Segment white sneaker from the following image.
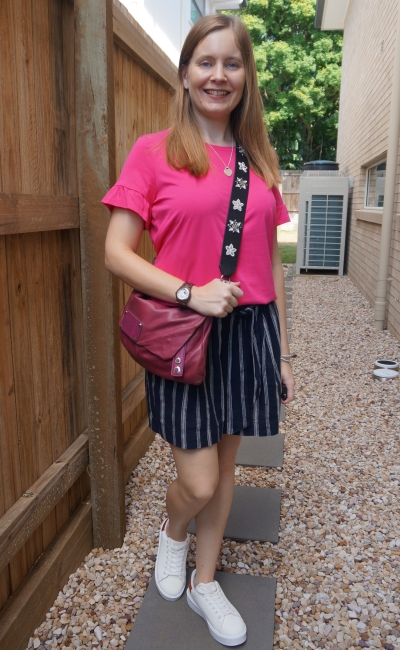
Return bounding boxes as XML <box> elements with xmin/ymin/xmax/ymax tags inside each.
<box><xmin>187</xmin><ymin>570</ymin><xmax>247</xmax><ymax>647</ymax></box>
<box><xmin>155</xmin><ymin>518</ymin><xmax>189</xmax><ymax>601</ymax></box>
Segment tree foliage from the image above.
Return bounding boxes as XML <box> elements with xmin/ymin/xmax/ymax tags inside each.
<box><xmin>238</xmin><ymin>0</ymin><xmax>343</xmax><ymax>169</ymax></box>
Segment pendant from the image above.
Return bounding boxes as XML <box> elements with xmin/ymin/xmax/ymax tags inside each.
<box><xmin>224</xmin><ymin>167</ymin><xmax>233</xmax><ymax>177</ymax></box>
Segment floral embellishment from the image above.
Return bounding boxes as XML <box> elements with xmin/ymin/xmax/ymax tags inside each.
<box><xmin>225</xmin><ymin>244</ymin><xmax>237</xmax><ymax>257</ymax></box>
<box><xmin>228</xmin><ymin>220</ymin><xmax>242</xmax><ymax>233</ymax></box>
<box><xmin>238</xmin><ymin>146</ymin><xmax>245</xmax><ymax>155</ymax></box>
<box><xmin>232</xmin><ymin>198</ymin><xmax>244</xmax><ymax>211</ymax></box>
<box><xmin>235</xmin><ymin>178</ymin><xmax>247</xmax><ymax>190</ymax></box>
<box><xmin>238</xmin><ymin>162</ymin><xmax>248</xmax><ymax>172</ymax></box>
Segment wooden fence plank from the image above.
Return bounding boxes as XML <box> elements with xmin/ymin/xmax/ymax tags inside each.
<box><xmin>121</xmin><ymin>369</ymin><xmax>145</xmax><ymax>424</ymax></box>
<box><xmin>0</xmin><ymin>565</ymin><xmax>10</xmax><ymax>612</ymax></box>
<box><xmin>0</xmin><ymin>433</ymin><xmax>89</xmax><ymax>575</ymax></box>
<box><xmin>11</xmin><ymin>0</ymin><xmax>39</xmax><ymax>194</ymax></box>
<box><xmin>0</xmin><ymin>499</ymin><xmax>93</xmax><ymax>650</ymax></box>
<box><xmin>0</xmin><ymin>194</ymin><xmax>79</xmax><ymax>234</ymax></box>
<box><xmin>0</xmin><ymin>237</ymin><xmax>20</xmax><ymax>517</ymax></box>
<box><xmin>31</xmin><ymin>0</ymin><xmax>53</xmax><ymax>194</ymax></box>
<box><xmin>124</xmin><ymin>417</ymin><xmax>155</xmax><ymax>483</ymax></box>
<box><xmin>6</xmin><ymin>233</ymin><xmax>38</xmax><ymax>591</ymax></box>
<box><xmin>113</xmin><ymin>0</ymin><xmax>177</xmax><ymax>89</ymax></box>
<box><xmin>75</xmin><ymin>0</ymin><xmax>125</xmax><ymax>549</ymax></box>
<box><xmin>0</xmin><ymin>0</ymin><xmax>23</xmax><ymax>193</ymax></box>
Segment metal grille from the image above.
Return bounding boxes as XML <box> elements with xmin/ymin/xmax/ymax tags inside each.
<box><xmin>304</xmin><ymin>195</ymin><xmax>344</xmax><ymax>268</ymax></box>
<box><xmin>303</xmin><ymin>200</ymin><xmax>309</xmax><ymax>267</ymax></box>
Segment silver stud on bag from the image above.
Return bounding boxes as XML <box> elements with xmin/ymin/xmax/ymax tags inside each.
<box><xmin>175</xmin><ymin>357</ymin><xmax>181</xmax><ymax>364</ymax></box>
<box><xmin>174</xmin><ymin>366</ymin><xmax>181</xmax><ymax>374</ymax></box>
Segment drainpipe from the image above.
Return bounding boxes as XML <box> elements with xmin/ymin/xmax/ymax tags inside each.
<box><xmin>374</xmin><ymin>0</ymin><xmax>400</xmax><ymax>329</ymax></box>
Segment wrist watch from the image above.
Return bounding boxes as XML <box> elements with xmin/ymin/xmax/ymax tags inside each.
<box><xmin>176</xmin><ymin>282</ymin><xmax>193</xmax><ymax>307</ymax></box>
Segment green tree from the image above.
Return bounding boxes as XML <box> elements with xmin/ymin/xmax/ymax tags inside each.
<box><xmin>239</xmin><ymin>0</ymin><xmax>343</xmax><ymax>169</ymax></box>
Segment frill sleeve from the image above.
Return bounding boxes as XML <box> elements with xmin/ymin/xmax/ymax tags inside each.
<box><xmin>272</xmin><ymin>185</ymin><xmax>291</xmax><ymax>227</ymax></box>
<box><xmin>101</xmin><ymin>135</ymin><xmax>157</xmax><ymax>229</ymax></box>
<box><xmin>102</xmin><ymin>185</ymin><xmax>151</xmax><ymax>225</ymax></box>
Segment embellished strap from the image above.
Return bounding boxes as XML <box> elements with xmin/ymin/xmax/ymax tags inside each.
<box><xmin>219</xmin><ymin>145</ymin><xmax>250</xmax><ymax>279</ymax></box>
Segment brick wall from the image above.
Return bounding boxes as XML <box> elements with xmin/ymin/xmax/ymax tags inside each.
<box><xmin>337</xmin><ymin>0</ymin><xmax>400</xmax><ymax>339</ymax></box>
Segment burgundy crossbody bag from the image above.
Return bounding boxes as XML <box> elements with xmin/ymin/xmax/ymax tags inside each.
<box><xmin>119</xmin><ymin>143</ymin><xmax>250</xmax><ymax>384</ymax></box>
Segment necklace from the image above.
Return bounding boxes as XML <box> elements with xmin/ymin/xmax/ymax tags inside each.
<box><xmin>207</xmin><ymin>139</ymin><xmax>234</xmax><ymax>177</ymax></box>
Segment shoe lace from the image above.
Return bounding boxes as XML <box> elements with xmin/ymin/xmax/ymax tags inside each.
<box><xmin>164</xmin><ymin>541</ymin><xmax>187</xmax><ymax>577</ymax></box>
<box><xmin>202</xmin><ymin>585</ymin><xmax>233</xmax><ymax>619</ymax></box>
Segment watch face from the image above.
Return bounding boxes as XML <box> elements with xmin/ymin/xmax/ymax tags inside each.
<box><xmin>177</xmin><ymin>287</ymin><xmax>190</xmax><ymax>300</ymax></box>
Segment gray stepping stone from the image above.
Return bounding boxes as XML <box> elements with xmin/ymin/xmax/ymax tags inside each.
<box><xmin>188</xmin><ymin>486</ymin><xmax>281</xmax><ymax>543</ymax></box>
<box><xmin>280</xmin><ymin>403</ymin><xmax>286</xmax><ymax>422</ymax></box>
<box><xmin>124</xmin><ymin>569</ymin><xmax>276</xmax><ymax>650</ymax></box>
<box><xmin>236</xmin><ymin>433</ymin><xmax>284</xmax><ymax>468</ymax></box>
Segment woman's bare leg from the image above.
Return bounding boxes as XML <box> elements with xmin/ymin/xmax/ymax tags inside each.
<box><xmin>194</xmin><ymin>435</ymin><xmax>241</xmax><ymax>584</ymax></box>
<box><xmin>166</xmin><ymin>444</ymin><xmax>220</xmax><ymax>542</ymax></box>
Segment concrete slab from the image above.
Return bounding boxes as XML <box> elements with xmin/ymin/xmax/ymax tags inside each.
<box><xmin>124</xmin><ymin>569</ymin><xmax>276</xmax><ymax>650</ymax></box>
<box><xmin>236</xmin><ymin>433</ymin><xmax>284</xmax><ymax>468</ymax></box>
<box><xmin>188</xmin><ymin>486</ymin><xmax>281</xmax><ymax>543</ymax></box>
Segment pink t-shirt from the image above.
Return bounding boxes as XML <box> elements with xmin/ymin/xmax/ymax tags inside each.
<box><xmin>102</xmin><ymin>129</ymin><xmax>290</xmax><ymax>305</ymax></box>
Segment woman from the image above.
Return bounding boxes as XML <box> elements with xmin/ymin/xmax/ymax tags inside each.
<box><xmin>103</xmin><ymin>14</ymin><xmax>294</xmax><ymax>647</ymax></box>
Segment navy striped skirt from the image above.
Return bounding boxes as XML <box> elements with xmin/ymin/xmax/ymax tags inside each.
<box><xmin>145</xmin><ymin>302</ymin><xmax>281</xmax><ymax>450</ymax></box>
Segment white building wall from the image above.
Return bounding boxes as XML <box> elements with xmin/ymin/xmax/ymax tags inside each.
<box><xmin>120</xmin><ymin>0</ymin><xmax>244</xmax><ymax>66</ymax></box>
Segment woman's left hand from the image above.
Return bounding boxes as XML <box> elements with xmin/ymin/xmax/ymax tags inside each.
<box><xmin>280</xmin><ymin>361</ymin><xmax>295</xmax><ymax>404</ymax></box>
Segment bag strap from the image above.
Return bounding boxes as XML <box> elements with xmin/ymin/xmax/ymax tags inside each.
<box><xmin>219</xmin><ymin>144</ymin><xmax>250</xmax><ymax>279</ymax></box>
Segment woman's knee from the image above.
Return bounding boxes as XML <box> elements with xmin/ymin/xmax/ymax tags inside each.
<box><xmin>171</xmin><ymin>443</ymin><xmax>219</xmax><ymax>506</ymax></box>
<box><xmin>179</xmin><ymin>474</ymin><xmax>219</xmax><ymax>505</ymax></box>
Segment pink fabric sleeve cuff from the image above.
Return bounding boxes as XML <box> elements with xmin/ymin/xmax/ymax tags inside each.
<box><xmin>276</xmin><ymin>202</ymin><xmax>291</xmax><ymax>227</ymax></box>
<box><xmin>101</xmin><ymin>184</ymin><xmax>151</xmax><ymax>227</ymax></box>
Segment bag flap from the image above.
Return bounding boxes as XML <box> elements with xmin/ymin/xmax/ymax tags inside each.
<box><xmin>120</xmin><ymin>292</ymin><xmax>206</xmax><ymax>361</ymax></box>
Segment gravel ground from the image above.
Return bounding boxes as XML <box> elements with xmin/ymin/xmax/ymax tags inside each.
<box><xmin>27</xmin><ymin>274</ymin><xmax>400</xmax><ymax>650</ymax></box>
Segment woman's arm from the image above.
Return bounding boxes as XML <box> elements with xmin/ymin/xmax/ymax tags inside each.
<box><xmin>271</xmin><ymin>229</ymin><xmax>295</xmax><ymax>403</ymax></box>
<box><xmin>105</xmin><ymin>207</ymin><xmax>243</xmax><ymax>318</ymax></box>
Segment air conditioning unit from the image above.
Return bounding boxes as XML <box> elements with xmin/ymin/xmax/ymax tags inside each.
<box><xmin>296</xmin><ymin>166</ymin><xmax>350</xmax><ymax>276</ymax></box>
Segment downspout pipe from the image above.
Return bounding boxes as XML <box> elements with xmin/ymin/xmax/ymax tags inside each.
<box><xmin>374</xmin><ymin>0</ymin><xmax>400</xmax><ymax>330</ymax></box>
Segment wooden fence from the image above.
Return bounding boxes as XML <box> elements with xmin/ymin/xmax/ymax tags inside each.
<box><xmin>0</xmin><ymin>1</ymin><xmax>176</xmax><ymax>647</ymax></box>
<box><xmin>281</xmin><ymin>170</ymin><xmax>302</xmax><ymax>214</ymax></box>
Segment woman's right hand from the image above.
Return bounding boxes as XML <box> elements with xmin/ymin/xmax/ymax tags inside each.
<box><xmin>189</xmin><ymin>279</ymin><xmax>243</xmax><ymax>317</ymax></box>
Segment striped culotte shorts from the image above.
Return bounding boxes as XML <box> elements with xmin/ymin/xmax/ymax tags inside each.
<box><xmin>145</xmin><ymin>302</ymin><xmax>281</xmax><ymax>450</ymax></box>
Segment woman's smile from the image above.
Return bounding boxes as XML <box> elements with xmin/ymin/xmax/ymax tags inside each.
<box><xmin>203</xmin><ymin>89</ymin><xmax>230</xmax><ymax>96</ymax></box>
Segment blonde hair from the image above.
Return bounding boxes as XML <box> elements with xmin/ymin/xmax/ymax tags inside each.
<box><xmin>166</xmin><ymin>15</ymin><xmax>281</xmax><ymax>188</ymax></box>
